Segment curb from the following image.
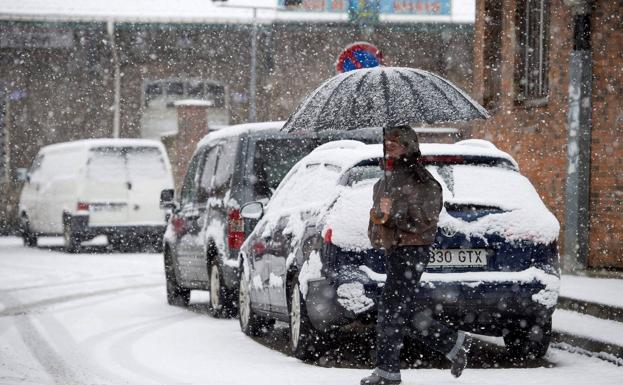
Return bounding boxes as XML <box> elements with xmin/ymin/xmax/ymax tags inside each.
<box><xmin>552</xmin><ymin>331</ymin><xmax>623</xmax><ymax>363</ymax></box>
<box><xmin>557</xmin><ymin>296</ymin><xmax>623</xmax><ymax>323</ymax></box>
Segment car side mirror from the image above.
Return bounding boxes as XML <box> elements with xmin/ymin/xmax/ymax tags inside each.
<box><xmin>160</xmin><ymin>189</ymin><xmax>178</xmax><ymax>210</ymax></box>
<box><xmin>240</xmin><ymin>201</ymin><xmax>263</xmax><ymax>220</ymax></box>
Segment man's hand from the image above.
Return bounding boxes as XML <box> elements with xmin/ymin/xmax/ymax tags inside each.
<box><xmin>380</xmin><ymin>197</ymin><xmax>392</xmax><ymax>215</ymax></box>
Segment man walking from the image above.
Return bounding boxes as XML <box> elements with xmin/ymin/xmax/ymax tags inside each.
<box><xmin>361</xmin><ymin>126</ymin><xmax>471</xmax><ymax>385</ymax></box>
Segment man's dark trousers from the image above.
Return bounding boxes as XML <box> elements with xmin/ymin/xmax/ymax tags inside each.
<box><xmin>375</xmin><ymin>245</ymin><xmax>465</xmax><ymax>377</ymax></box>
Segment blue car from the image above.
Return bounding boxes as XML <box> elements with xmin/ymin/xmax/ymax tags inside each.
<box><xmin>238</xmin><ymin>139</ymin><xmax>560</xmax><ymax>360</ymax></box>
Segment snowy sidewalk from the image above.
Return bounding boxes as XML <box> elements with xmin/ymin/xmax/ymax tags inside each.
<box><xmin>560</xmin><ymin>274</ymin><xmax>623</xmax><ymax>310</ymax></box>
<box><xmin>552</xmin><ymin>274</ymin><xmax>623</xmax><ymax>362</ymax></box>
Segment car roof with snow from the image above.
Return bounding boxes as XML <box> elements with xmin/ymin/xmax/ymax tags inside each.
<box><xmin>39</xmin><ymin>138</ymin><xmax>166</xmax><ymax>154</ymax></box>
<box><xmin>296</xmin><ymin>139</ymin><xmax>519</xmax><ymax>172</ymax></box>
<box><xmin>196</xmin><ymin>120</ymin><xmax>286</xmax><ymax>149</ymax></box>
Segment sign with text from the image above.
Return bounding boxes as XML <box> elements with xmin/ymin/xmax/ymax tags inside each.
<box><xmin>279</xmin><ymin>0</ymin><xmax>452</xmax><ymax>16</ymax></box>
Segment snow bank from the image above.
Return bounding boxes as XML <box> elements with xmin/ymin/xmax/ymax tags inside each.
<box><xmin>336</xmin><ymin>282</ymin><xmax>374</xmax><ymax>314</ymax></box>
<box><xmin>298</xmin><ymin>251</ymin><xmax>322</xmax><ymax>299</ymax></box>
<box><xmin>359</xmin><ymin>266</ymin><xmax>560</xmax><ymax>293</ymax></box>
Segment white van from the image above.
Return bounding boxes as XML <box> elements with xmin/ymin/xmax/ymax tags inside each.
<box><xmin>19</xmin><ymin>139</ymin><xmax>174</xmax><ymax>252</ymax></box>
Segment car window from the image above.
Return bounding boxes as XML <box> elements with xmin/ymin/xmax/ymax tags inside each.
<box><xmin>180</xmin><ymin>149</ymin><xmax>204</xmax><ymax>205</ymax></box>
<box><xmin>251</xmin><ymin>138</ymin><xmax>318</xmax><ymax>200</ymax></box>
<box><xmin>213</xmin><ymin>138</ymin><xmax>237</xmax><ymax>198</ymax></box>
<box><xmin>268</xmin><ymin>162</ymin><xmax>342</xmax><ymax>210</ymax></box>
<box><xmin>28</xmin><ymin>154</ymin><xmax>45</xmax><ymax>182</ymax></box>
<box><xmin>199</xmin><ymin>146</ymin><xmax>219</xmax><ymax>196</ymax></box>
<box><xmin>87</xmin><ymin>147</ymin><xmax>126</xmax><ymax>181</ymax></box>
<box><xmin>431</xmin><ymin>164</ymin><xmax>539</xmax><ymax>211</ymax></box>
<box><xmin>126</xmin><ymin>147</ymin><xmax>168</xmax><ymax>180</ymax></box>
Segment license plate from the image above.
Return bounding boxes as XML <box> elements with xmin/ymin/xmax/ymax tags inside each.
<box><xmin>91</xmin><ymin>203</ymin><xmax>126</xmax><ymax>212</ymax></box>
<box><xmin>428</xmin><ymin>249</ymin><xmax>488</xmax><ymax>267</ymax></box>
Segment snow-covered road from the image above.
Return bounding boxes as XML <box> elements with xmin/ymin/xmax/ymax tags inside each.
<box><xmin>0</xmin><ymin>236</ymin><xmax>621</xmax><ymax>385</ymax></box>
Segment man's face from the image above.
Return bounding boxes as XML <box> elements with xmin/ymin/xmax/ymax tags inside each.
<box><xmin>384</xmin><ymin>134</ymin><xmax>408</xmax><ymax>158</ymax></box>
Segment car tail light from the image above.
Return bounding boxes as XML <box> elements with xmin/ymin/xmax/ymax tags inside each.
<box><xmin>252</xmin><ymin>241</ymin><xmax>266</xmax><ymax>255</ymax></box>
<box><xmin>76</xmin><ymin>202</ymin><xmax>89</xmax><ymax>212</ymax></box>
<box><xmin>323</xmin><ymin>228</ymin><xmax>333</xmax><ymax>244</ymax></box>
<box><xmin>228</xmin><ymin>209</ymin><xmax>245</xmax><ymax>250</ymax></box>
<box><xmin>171</xmin><ymin>215</ymin><xmax>186</xmax><ymax>237</ymax></box>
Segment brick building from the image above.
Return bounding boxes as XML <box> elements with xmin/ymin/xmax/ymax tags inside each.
<box><xmin>0</xmin><ymin>0</ymin><xmax>475</xmax><ymax>231</ymax></box>
<box><xmin>471</xmin><ymin>0</ymin><xmax>622</xmax><ymax>269</ymax></box>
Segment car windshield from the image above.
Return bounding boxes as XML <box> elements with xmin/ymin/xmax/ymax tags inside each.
<box><xmin>251</xmin><ymin>138</ymin><xmax>319</xmax><ymax>199</ymax></box>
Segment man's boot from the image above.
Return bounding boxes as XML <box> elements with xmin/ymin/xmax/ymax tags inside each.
<box><xmin>360</xmin><ymin>370</ymin><xmax>401</xmax><ymax>385</ymax></box>
<box><xmin>450</xmin><ymin>334</ymin><xmax>472</xmax><ymax>378</ymax></box>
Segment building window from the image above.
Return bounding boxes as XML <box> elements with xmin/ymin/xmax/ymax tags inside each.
<box><xmin>515</xmin><ymin>0</ymin><xmax>550</xmax><ymax>105</ymax></box>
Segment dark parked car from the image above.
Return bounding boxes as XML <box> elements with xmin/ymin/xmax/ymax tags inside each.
<box><xmin>161</xmin><ymin>121</ymin><xmax>322</xmax><ymax>316</ymax></box>
<box><xmin>238</xmin><ymin>139</ymin><xmax>560</xmax><ymax>360</ymax></box>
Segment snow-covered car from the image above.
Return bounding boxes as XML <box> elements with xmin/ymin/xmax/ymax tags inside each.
<box><xmin>18</xmin><ymin>139</ymin><xmax>174</xmax><ymax>252</ymax></box>
<box><xmin>238</xmin><ymin>139</ymin><xmax>560</xmax><ymax>360</ymax></box>
<box><xmin>161</xmin><ymin>121</ymin><xmax>324</xmax><ymax>315</ymax></box>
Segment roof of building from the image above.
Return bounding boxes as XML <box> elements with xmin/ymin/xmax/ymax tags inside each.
<box><xmin>0</xmin><ymin>0</ymin><xmax>475</xmax><ymax>24</ymax></box>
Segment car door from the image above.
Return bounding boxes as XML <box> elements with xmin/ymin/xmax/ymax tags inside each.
<box><xmin>21</xmin><ymin>153</ymin><xmax>45</xmax><ymax>232</ymax></box>
<box><xmin>125</xmin><ymin>146</ymin><xmax>173</xmax><ymax>226</ymax></box>
<box><xmin>266</xmin><ymin>215</ymin><xmax>293</xmax><ymax>315</ymax></box>
<box><xmin>246</xmin><ymin>220</ymin><xmax>272</xmax><ymax>313</ymax></box>
<box><xmin>192</xmin><ymin>145</ymin><xmax>219</xmax><ymax>281</ymax></box>
<box><xmin>174</xmin><ymin>148</ymin><xmax>207</xmax><ymax>283</ymax></box>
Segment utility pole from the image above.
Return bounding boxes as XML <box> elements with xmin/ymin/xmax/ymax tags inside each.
<box><xmin>213</xmin><ymin>3</ymin><xmax>284</xmax><ymax>123</ymax></box>
<box><xmin>107</xmin><ymin>20</ymin><xmax>121</xmax><ymax>138</ymax></box>
<box><xmin>563</xmin><ymin>0</ymin><xmax>593</xmax><ymax>272</ymax></box>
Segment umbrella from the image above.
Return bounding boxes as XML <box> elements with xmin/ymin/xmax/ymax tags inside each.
<box><xmin>281</xmin><ymin>67</ymin><xmax>489</xmax><ymax>133</ymax></box>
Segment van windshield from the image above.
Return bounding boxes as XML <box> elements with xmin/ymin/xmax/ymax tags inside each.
<box><xmin>87</xmin><ymin>147</ymin><xmax>167</xmax><ymax>181</ymax></box>
<box><xmin>251</xmin><ymin>138</ymin><xmax>318</xmax><ymax>200</ymax></box>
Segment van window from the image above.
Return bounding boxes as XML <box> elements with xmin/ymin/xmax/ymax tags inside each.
<box><xmin>126</xmin><ymin>147</ymin><xmax>168</xmax><ymax>180</ymax></box>
<box><xmin>28</xmin><ymin>154</ymin><xmax>45</xmax><ymax>181</ymax></box>
<box><xmin>251</xmin><ymin>138</ymin><xmax>318</xmax><ymax>200</ymax></box>
<box><xmin>180</xmin><ymin>149</ymin><xmax>204</xmax><ymax>205</ymax></box>
<box><xmin>87</xmin><ymin>147</ymin><xmax>126</xmax><ymax>181</ymax></box>
<box><xmin>87</xmin><ymin>146</ymin><xmax>167</xmax><ymax>182</ymax></box>
<box><xmin>213</xmin><ymin>139</ymin><xmax>237</xmax><ymax>198</ymax></box>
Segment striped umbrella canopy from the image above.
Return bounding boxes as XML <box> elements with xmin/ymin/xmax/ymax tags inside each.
<box><xmin>282</xmin><ymin>67</ymin><xmax>489</xmax><ymax>133</ymax></box>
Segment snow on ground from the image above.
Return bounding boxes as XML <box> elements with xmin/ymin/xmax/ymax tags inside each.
<box><xmin>1</xmin><ymin>236</ymin><xmax>621</xmax><ymax>384</ymax></box>
<box><xmin>553</xmin><ymin>309</ymin><xmax>623</xmax><ymax>346</ymax></box>
<box><xmin>560</xmin><ymin>274</ymin><xmax>623</xmax><ymax>308</ymax></box>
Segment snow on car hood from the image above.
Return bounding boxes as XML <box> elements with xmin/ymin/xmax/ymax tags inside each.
<box><xmin>323</xmin><ymin>166</ymin><xmax>560</xmax><ymax>251</ymax></box>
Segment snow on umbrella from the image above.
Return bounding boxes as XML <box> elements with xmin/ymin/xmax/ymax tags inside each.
<box><xmin>282</xmin><ymin>67</ymin><xmax>489</xmax><ymax>133</ymax></box>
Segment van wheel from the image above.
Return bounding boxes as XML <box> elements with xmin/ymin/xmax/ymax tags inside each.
<box><xmin>288</xmin><ymin>277</ymin><xmax>322</xmax><ymax>361</ymax></box>
<box><xmin>238</xmin><ymin>263</ymin><xmax>273</xmax><ymax>336</ymax></box>
<box><xmin>20</xmin><ymin>215</ymin><xmax>37</xmax><ymax>247</ymax></box>
<box><xmin>208</xmin><ymin>260</ymin><xmax>236</xmax><ymax>318</ymax></box>
<box><xmin>63</xmin><ymin>217</ymin><xmax>81</xmax><ymax>253</ymax></box>
<box><xmin>164</xmin><ymin>249</ymin><xmax>190</xmax><ymax>306</ymax></box>
<box><xmin>504</xmin><ymin>317</ymin><xmax>552</xmax><ymax>360</ymax></box>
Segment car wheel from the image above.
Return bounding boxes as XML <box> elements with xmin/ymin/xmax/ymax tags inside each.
<box><xmin>288</xmin><ymin>278</ymin><xmax>322</xmax><ymax>361</ymax></box>
<box><xmin>504</xmin><ymin>317</ymin><xmax>552</xmax><ymax>360</ymax></box>
<box><xmin>164</xmin><ymin>249</ymin><xmax>190</xmax><ymax>307</ymax></box>
<box><xmin>238</xmin><ymin>265</ymin><xmax>273</xmax><ymax>336</ymax></box>
<box><xmin>20</xmin><ymin>215</ymin><xmax>37</xmax><ymax>247</ymax></box>
<box><xmin>63</xmin><ymin>217</ymin><xmax>81</xmax><ymax>253</ymax></box>
<box><xmin>208</xmin><ymin>260</ymin><xmax>236</xmax><ymax>318</ymax></box>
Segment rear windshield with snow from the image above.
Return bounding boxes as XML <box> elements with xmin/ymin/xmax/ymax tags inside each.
<box><xmin>345</xmin><ymin>158</ymin><xmax>535</xmax><ymax>210</ymax></box>
<box><xmin>87</xmin><ymin>147</ymin><xmax>167</xmax><ymax>181</ymax></box>
<box><xmin>251</xmin><ymin>138</ymin><xmax>318</xmax><ymax>199</ymax></box>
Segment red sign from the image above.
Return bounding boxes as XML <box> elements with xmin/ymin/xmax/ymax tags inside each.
<box><xmin>335</xmin><ymin>42</ymin><xmax>383</xmax><ymax>73</ymax></box>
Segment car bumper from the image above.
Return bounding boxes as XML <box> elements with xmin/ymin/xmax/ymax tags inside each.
<box><xmin>68</xmin><ymin>215</ymin><xmax>166</xmax><ymax>239</ymax></box>
<box><xmin>305</xmin><ymin>267</ymin><xmax>559</xmax><ymax>335</ymax></box>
